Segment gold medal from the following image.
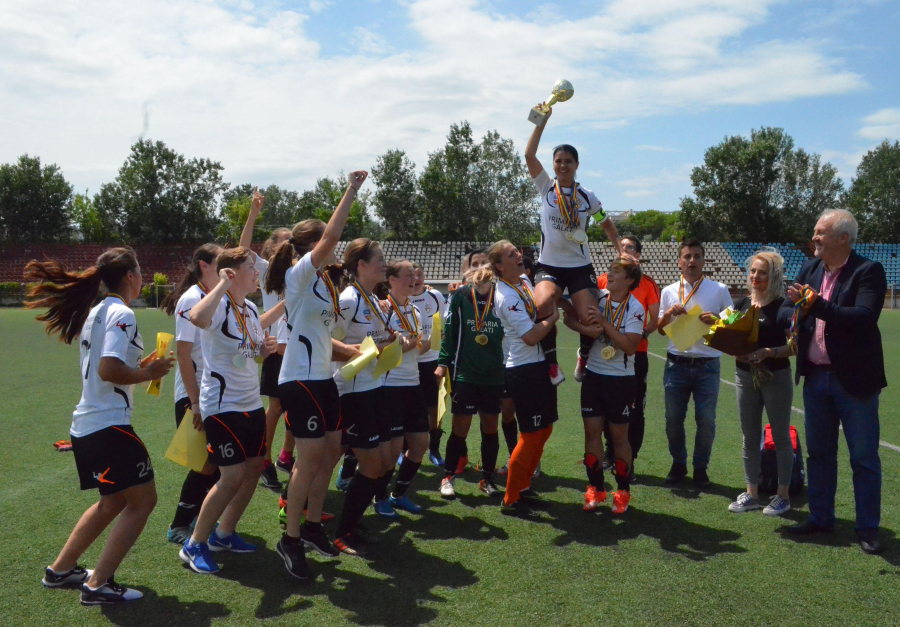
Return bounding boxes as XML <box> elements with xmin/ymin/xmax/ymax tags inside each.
<box><xmin>254</xmin><ymin>355</ymin><xmax>264</xmax><ymax>364</ymax></box>
<box><xmin>601</xmin><ymin>346</ymin><xmax>615</xmax><ymax>360</ymax></box>
<box><xmin>332</xmin><ymin>326</ymin><xmax>346</xmax><ymax>341</ymax></box>
<box><xmin>565</xmin><ymin>232</ymin><xmax>574</xmax><ymax>241</ymax></box>
<box><xmin>475</xmin><ymin>333</ymin><xmax>488</xmax><ymax>346</ymax></box>
<box><xmin>470</xmin><ymin>283</ymin><xmax>496</xmax><ymax>346</ymax></box>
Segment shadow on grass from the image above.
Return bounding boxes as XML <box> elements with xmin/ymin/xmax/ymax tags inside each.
<box><xmin>775</xmin><ymin>517</ymin><xmax>900</xmax><ymax>565</ymax></box>
<box><xmin>101</xmin><ymin>587</ymin><xmax>231</xmax><ymax>626</ymax></box>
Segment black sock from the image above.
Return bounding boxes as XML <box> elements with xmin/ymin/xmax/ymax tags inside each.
<box><xmin>614</xmin><ymin>459</ymin><xmax>631</xmax><ymax>492</ymax></box>
<box><xmin>281</xmin><ymin>484</ymin><xmax>288</xmax><ymax>501</ymax></box>
<box><xmin>585</xmin><ymin>453</ymin><xmax>604</xmax><ymax>490</ymax></box>
<box><xmin>480</xmin><ymin>429</ymin><xmax>499</xmax><ymax>476</ymax></box>
<box><xmin>578</xmin><ymin>333</ymin><xmax>593</xmax><ymax>361</ymax></box>
<box><xmin>374</xmin><ymin>469</ymin><xmax>394</xmax><ymax>502</ymax></box>
<box><xmin>391</xmin><ymin>458</ymin><xmax>422</xmax><ymax>497</ymax></box>
<box><xmin>336</xmin><ymin>473</ymin><xmax>378</xmax><ymax>538</ymax></box>
<box><xmin>444</xmin><ymin>433</ymin><xmax>466</xmax><ymax>478</ymax></box>
<box><xmin>429</xmin><ymin>428</ymin><xmax>443</xmax><ymax>455</ymax></box>
<box><xmin>172</xmin><ymin>470</ymin><xmax>212</xmax><ymax>528</ymax></box>
<box><xmin>501</xmin><ymin>420</ymin><xmax>518</xmax><ymax>455</ymax></box>
<box><xmin>340</xmin><ymin>453</ymin><xmax>358</xmax><ymax>480</ymax></box>
<box><xmin>207</xmin><ymin>468</ymin><xmax>221</xmax><ymax>490</ymax></box>
<box><xmin>537</xmin><ymin>319</ymin><xmax>558</xmax><ymax>366</ymax></box>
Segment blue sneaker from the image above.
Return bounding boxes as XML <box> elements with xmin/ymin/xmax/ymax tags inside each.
<box><xmin>179</xmin><ymin>540</ymin><xmax>219</xmax><ymax>574</ymax></box>
<box><xmin>335</xmin><ymin>476</ymin><xmax>352</xmax><ymax>492</ymax></box>
<box><xmin>397</xmin><ymin>453</ymin><xmax>405</xmax><ymax>466</ymax></box>
<box><xmin>428</xmin><ymin>451</ymin><xmax>444</xmax><ymax>467</ymax></box>
<box><xmin>373</xmin><ymin>498</ymin><xmax>398</xmax><ymax>518</ymax></box>
<box><xmin>208</xmin><ymin>531</ymin><xmax>257</xmax><ymax>553</ymax></box>
<box><xmin>390</xmin><ymin>495</ymin><xmax>423</xmax><ymax>513</ymax></box>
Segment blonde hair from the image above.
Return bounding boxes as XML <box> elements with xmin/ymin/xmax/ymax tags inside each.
<box><xmin>465</xmin><ymin>266</ymin><xmax>494</xmax><ymax>289</ymax></box>
<box><xmin>746</xmin><ymin>250</ymin><xmax>785</xmax><ymax>303</ymax></box>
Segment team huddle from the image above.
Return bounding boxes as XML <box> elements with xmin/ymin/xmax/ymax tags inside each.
<box><xmin>27</xmin><ymin>105</ymin><xmax>887</xmax><ymax>606</ymax></box>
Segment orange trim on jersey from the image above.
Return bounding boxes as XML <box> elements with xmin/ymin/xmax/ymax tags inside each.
<box><xmin>97</xmin><ymin>468</ymin><xmax>115</xmax><ymax>484</ymax></box>
<box><xmin>111</xmin><ymin>426</ymin><xmax>148</xmax><ymax>453</ymax></box>
<box><xmin>207</xmin><ymin>414</ymin><xmax>248</xmax><ymax>459</ymax></box>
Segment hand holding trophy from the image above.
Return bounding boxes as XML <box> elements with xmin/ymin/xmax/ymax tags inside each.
<box><xmin>528</xmin><ymin>79</ymin><xmax>574</xmax><ymax>125</ymax></box>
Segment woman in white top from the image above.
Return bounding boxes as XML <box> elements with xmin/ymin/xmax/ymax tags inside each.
<box><xmin>159</xmin><ymin>243</ymin><xmax>223</xmax><ymax>544</ymax></box>
<box><xmin>178</xmin><ymin>247</ymin><xmax>279</xmax><ymax>575</ymax></box>
<box><xmin>265</xmin><ymin>171</ymin><xmax>368</xmax><ymax>579</ymax></box>
<box><xmin>563</xmin><ymin>257</ymin><xmax>645</xmax><ymax>516</ymax></box>
<box><xmin>524</xmin><ymin>106</ymin><xmax>621</xmax><ymax>385</ymax></box>
<box><xmin>26</xmin><ymin>248</ymin><xmax>174</xmax><ymax>605</ymax></box>
<box><xmin>488</xmin><ymin>240</ymin><xmax>559</xmax><ymax>517</ymax></box>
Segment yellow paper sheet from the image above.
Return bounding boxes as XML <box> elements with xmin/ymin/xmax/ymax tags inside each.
<box><xmin>339</xmin><ymin>336</ymin><xmax>379</xmax><ymax>380</ymax></box>
<box><xmin>146</xmin><ymin>332</ymin><xmax>174</xmax><ymax>396</ymax></box>
<box><xmin>664</xmin><ymin>305</ymin><xmax>711</xmax><ymax>352</ymax></box>
<box><xmin>436</xmin><ymin>374</ymin><xmax>452</xmax><ymax>429</ymax></box>
<box><xmin>373</xmin><ymin>336</ymin><xmax>403</xmax><ymax>376</ymax></box>
<box><xmin>430</xmin><ymin>312</ymin><xmax>443</xmax><ymax>352</ymax></box>
<box><xmin>164</xmin><ymin>410</ymin><xmax>209</xmax><ymax>472</ymax></box>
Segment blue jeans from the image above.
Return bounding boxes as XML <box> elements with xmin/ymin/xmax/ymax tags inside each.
<box><xmin>664</xmin><ymin>357</ymin><xmax>720</xmax><ymax>469</ymax></box>
<box><xmin>803</xmin><ymin>367</ymin><xmax>881</xmax><ymax>532</ymax></box>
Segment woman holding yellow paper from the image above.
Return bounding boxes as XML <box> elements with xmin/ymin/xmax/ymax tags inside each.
<box><xmin>26</xmin><ymin>247</ymin><xmax>174</xmax><ymax>605</ymax></box>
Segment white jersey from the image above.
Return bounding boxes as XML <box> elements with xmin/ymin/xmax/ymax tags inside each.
<box><xmin>383</xmin><ymin>297</ymin><xmax>423</xmax><ymax>387</ymax></box>
<box><xmin>332</xmin><ymin>285</ymin><xmax>389</xmax><ymax>395</ymax></box>
<box><xmin>493</xmin><ymin>277</ymin><xmax>543</xmax><ymax>368</ymax></box>
<box><xmin>198</xmin><ymin>295</ymin><xmax>264</xmax><ymax>417</ymax></box>
<box><xmin>71</xmin><ymin>297</ymin><xmax>144</xmax><ymax>437</ymax></box>
<box><xmin>280</xmin><ymin>252</ymin><xmax>338</xmax><ymax>383</ymax></box>
<box><xmin>410</xmin><ymin>288</ymin><xmax>447</xmax><ymax>363</ymax></box>
<box><xmin>658</xmin><ymin>276</ymin><xmax>733</xmax><ymax>358</ymax></box>
<box><xmin>585</xmin><ymin>291</ymin><xmax>645</xmax><ymax>376</ymax></box>
<box><xmin>534</xmin><ymin>169</ymin><xmax>607</xmax><ymax>268</ymax></box>
<box><xmin>254</xmin><ymin>254</ymin><xmax>288</xmax><ymax>344</ymax></box>
<box><xmin>173</xmin><ymin>284</ymin><xmax>206</xmax><ymax>403</ymax></box>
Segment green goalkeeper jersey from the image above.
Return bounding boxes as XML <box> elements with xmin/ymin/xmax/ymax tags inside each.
<box><xmin>438</xmin><ymin>285</ymin><xmax>505</xmax><ymax>386</ymax></box>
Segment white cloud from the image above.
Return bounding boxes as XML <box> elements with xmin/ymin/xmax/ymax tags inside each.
<box><xmin>617</xmin><ymin>164</ymin><xmax>695</xmax><ymax>200</ymax></box>
<box><xmin>859</xmin><ymin>108</ymin><xmax>900</xmax><ymax>141</ymax></box>
<box><xmin>0</xmin><ymin>0</ymin><xmax>867</xmax><ymax>195</ymax></box>
<box><xmin>637</xmin><ymin>145</ymin><xmax>681</xmax><ymax>153</ymax></box>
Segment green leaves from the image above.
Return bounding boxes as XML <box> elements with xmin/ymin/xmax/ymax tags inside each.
<box><xmin>846</xmin><ymin>141</ymin><xmax>900</xmax><ymax>243</ymax></box>
<box><xmin>0</xmin><ymin>155</ymin><xmax>73</xmax><ymax>244</ymax></box>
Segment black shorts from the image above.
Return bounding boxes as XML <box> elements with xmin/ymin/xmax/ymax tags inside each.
<box><xmin>384</xmin><ymin>385</ymin><xmax>428</xmax><ymax>436</ymax></box>
<box><xmin>279</xmin><ymin>379</ymin><xmax>342</xmax><ymax>439</ymax></box>
<box><xmin>580</xmin><ymin>371</ymin><xmax>636</xmax><ymax>425</ymax></box>
<box><xmin>451</xmin><ymin>381</ymin><xmax>503</xmax><ymax>416</ymax></box>
<box><xmin>534</xmin><ymin>263</ymin><xmax>597</xmax><ymax>296</ymax></box>
<box><xmin>175</xmin><ymin>397</ymin><xmax>191</xmax><ymax>428</ymax></box>
<box><xmin>260</xmin><ymin>353</ymin><xmax>283</xmax><ymax>398</ymax></box>
<box><xmin>204</xmin><ymin>408</ymin><xmax>267</xmax><ymax>466</ymax></box>
<box><xmin>72</xmin><ymin>425</ymin><xmax>154</xmax><ymax>496</ymax></box>
<box><xmin>418</xmin><ymin>361</ymin><xmax>439</xmax><ymax>408</ymax></box>
<box><xmin>340</xmin><ymin>388</ymin><xmax>388</xmax><ymax>450</ymax></box>
<box><xmin>505</xmin><ymin>362</ymin><xmax>558</xmax><ymax>433</ymax></box>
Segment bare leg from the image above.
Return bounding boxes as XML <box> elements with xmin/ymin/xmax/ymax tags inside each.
<box><xmin>404</xmin><ymin>432</ymin><xmax>428</xmax><ymax>464</ymax></box>
<box><xmin>51</xmin><ymin>493</ymin><xmax>127</xmax><ymax>574</ymax></box>
<box><xmin>191</xmin><ymin>464</ymin><xmax>245</xmax><ymax>543</ymax></box>
<box><xmin>218</xmin><ymin>457</ymin><xmax>265</xmax><ymax>536</ymax></box>
<box><xmin>304</xmin><ymin>432</ymin><xmax>342</xmax><ymax>523</ymax></box>
<box><xmin>264</xmin><ymin>398</ymin><xmax>283</xmax><ymax>461</ymax></box>
<box><xmin>284</xmin><ymin>439</ymin><xmax>326</xmax><ymax>538</ymax></box>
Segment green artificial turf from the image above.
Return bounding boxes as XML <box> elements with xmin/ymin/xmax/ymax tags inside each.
<box><xmin>1</xmin><ymin>308</ymin><xmax>898</xmax><ymax>626</ymax></box>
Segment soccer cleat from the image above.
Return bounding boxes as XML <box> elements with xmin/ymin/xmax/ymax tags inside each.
<box><xmin>532</xmin><ymin>461</ymin><xmax>541</xmax><ymax>478</ymax></box>
<box><xmin>275</xmin><ymin>455</ymin><xmax>295</xmax><ymax>474</ymax></box>
<box><xmin>333</xmin><ymin>534</ymin><xmax>367</xmax><ymax>558</ymax></box>
<box><xmin>208</xmin><ymin>531</ymin><xmax>257</xmax><ymax>553</ymax></box>
<box><xmin>278</xmin><ymin>496</ymin><xmax>288</xmax><ymax>510</ymax></box>
<box><xmin>42</xmin><ymin>565</ymin><xmax>92</xmax><ymax>588</ymax></box>
<box><xmin>373</xmin><ymin>499</ymin><xmax>399</xmax><ymax>518</ymax></box>
<box><xmin>763</xmin><ymin>495</ymin><xmax>791</xmax><ymax>517</ymax></box>
<box><xmin>350</xmin><ymin>522</ymin><xmax>381</xmax><ymax>545</ymax></box>
<box><xmin>278</xmin><ymin>507</ymin><xmax>287</xmax><ymax>528</ymax></box>
<box><xmin>304</xmin><ymin>509</ymin><xmax>335</xmax><ymax>523</ymax></box>
<box><xmin>179</xmin><ymin>540</ymin><xmax>220</xmax><ymax>574</ymax></box>
<box><xmin>548</xmin><ymin>363</ymin><xmax>565</xmax><ymax>386</ymax></box>
<box><xmin>335</xmin><ymin>476</ymin><xmax>352</xmax><ymax>492</ymax></box>
<box><xmin>80</xmin><ymin>578</ymin><xmax>143</xmax><ymax>605</ymax></box>
<box><xmin>301</xmin><ymin>526</ymin><xmax>340</xmax><ymax>558</ymax></box>
<box><xmin>728</xmin><ymin>492</ymin><xmax>761</xmax><ymax>513</ymax></box>
<box><xmin>259</xmin><ymin>463</ymin><xmax>282</xmax><ymax>492</ymax></box>
<box><xmin>583</xmin><ymin>486</ymin><xmax>607</xmax><ymax>512</ymax></box>
<box><xmin>501</xmin><ymin>499</ymin><xmax>538</xmax><ymax>518</ymax></box>
<box><xmin>518</xmin><ymin>488</ymin><xmax>540</xmax><ymax>501</ymax></box>
<box><xmin>573</xmin><ymin>356</ymin><xmax>587</xmax><ymax>383</ymax></box>
<box><xmin>611</xmin><ymin>490</ymin><xmax>631</xmax><ymax>515</ymax></box>
<box><xmin>440</xmin><ymin>476</ymin><xmax>456</xmax><ymax>499</ymax></box>
<box><xmin>478</xmin><ymin>478</ymin><xmax>502</xmax><ymax>497</ymax></box>
<box><xmin>455</xmin><ymin>455</ymin><xmax>468</xmax><ymax>476</ymax></box>
<box><xmin>428</xmin><ymin>451</ymin><xmax>445</xmax><ymax>467</ymax></box>
<box><xmin>495</xmin><ymin>463</ymin><xmax>509</xmax><ymax>476</ymax></box>
<box><xmin>390</xmin><ymin>494</ymin><xmax>423</xmax><ymax>513</ymax></box>
<box><xmin>276</xmin><ymin>537</ymin><xmax>313</xmax><ymax>581</ymax></box>
<box><xmin>167</xmin><ymin>525</ymin><xmax>192</xmax><ymax>545</ymax></box>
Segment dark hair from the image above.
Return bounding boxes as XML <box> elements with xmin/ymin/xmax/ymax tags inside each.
<box><xmin>553</xmin><ymin>144</ymin><xmax>579</xmax><ymax>163</ymax></box>
<box><xmin>160</xmin><ymin>243</ymin><xmax>221</xmax><ymax>315</ymax></box>
<box><xmin>266</xmin><ymin>219</ymin><xmax>326</xmax><ymax>295</ymax></box>
<box><xmin>24</xmin><ymin>247</ymin><xmax>139</xmax><ymax>344</ymax></box>
<box><xmin>216</xmin><ymin>247</ymin><xmax>252</xmax><ymax>273</ymax></box>
<box><xmin>621</xmin><ymin>234</ymin><xmax>642</xmax><ymax>254</ymax></box>
<box><xmin>374</xmin><ymin>259</ymin><xmax>410</xmax><ymax>299</ymax></box>
<box><xmin>678</xmin><ymin>238</ymin><xmax>705</xmax><ymax>258</ymax></box>
<box><xmin>460</xmin><ymin>248</ymin><xmax>486</xmax><ymax>274</ymax></box>
<box><xmin>610</xmin><ymin>256</ymin><xmax>643</xmax><ymax>291</ymax></box>
<box><xmin>261</xmin><ymin>228</ymin><xmax>291</xmax><ymax>261</ymax></box>
<box><xmin>341</xmin><ymin>238</ymin><xmax>382</xmax><ymax>290</ymax></box>
<box><xmin>522</xmin><ymin>255</ymin><xmax>535</xmax><ymax>281</ymax></box>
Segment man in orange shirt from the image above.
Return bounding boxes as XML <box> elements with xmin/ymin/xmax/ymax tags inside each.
<box><xmin>575</xmin><ymin>235</ymin><xmax>660</xmax><ymax>479</ymax></box>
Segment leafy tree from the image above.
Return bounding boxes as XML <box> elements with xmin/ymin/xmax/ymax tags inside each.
<box><xmin>0</xmin><ymin>155</ymin><xmax>73</xmax><ymax>244</ymax></box>
<box><xmin>298</xmin><ymin>174</ymin><xmax>382</xmax><ymax>242</ymax></box>
<box><xmin>845</xmin><ymin>140</ymin><xmax>900</xmax><ymax>242</ymax></box>
<box><xmin>96</xmin><ymin>139</ymin><xmax>225</xmax><ymax>244</ymax></box>
<box><xmin>218</xmin><ymin>195</ymin><xmax>253</xmax><ymax>245</ymax></box>
<box><xmin>371</xmin><ymin>149</ymin><xmax>422</xmax><ymax>239</ymax></box>
<box><xmin>613</xmin><ymin>209</ymin><xmax>680</xmax><ymax>241</ymax></box>
<box><xmin>71</xmin><ymin>191</ymin><xmax>117</xmax><ymax>243</ymax></box>
<box><xmin>221</xmin><ymin>184</ymin><xmax>305</xmax><ymax>241</ymax></box>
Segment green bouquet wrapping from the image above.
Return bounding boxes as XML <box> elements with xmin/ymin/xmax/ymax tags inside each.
<box><xmin>703</xmin><ymin>306</ymin><xmax>759</xmax><ymax>356</ymax></box>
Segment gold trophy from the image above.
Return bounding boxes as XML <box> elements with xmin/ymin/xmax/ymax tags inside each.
<box><xmin>528</xmin><ymin>79</ymin><xmax>574</xmax><ymax>125</ymax></box>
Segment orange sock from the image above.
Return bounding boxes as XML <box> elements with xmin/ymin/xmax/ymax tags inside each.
<box><xmin>504</xmin><ymin>426</ymin><xmax>553</xmax><ymax>506</ymax></box>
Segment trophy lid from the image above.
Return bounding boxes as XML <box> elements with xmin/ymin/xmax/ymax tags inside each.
<box><xmin>551</xmin><ymin>79</ymin><xmax>574</xmax><ymax>102</ymax></box>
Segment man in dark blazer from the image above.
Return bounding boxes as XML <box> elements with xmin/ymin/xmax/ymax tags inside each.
<box><xmin>778</xmin><ymin>209</ymin><xmax>887</xmax><ymax>554</ymax></box>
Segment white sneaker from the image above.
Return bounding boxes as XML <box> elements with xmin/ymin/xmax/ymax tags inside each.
<box><xmin>728</xmin><ymin>492</ymin><xmax>761</xmax><ymax>513</ymax></box>
<box><xmin>80</xmin><ymin>579</ymin><xmax>143</xmax><ymax>605</ymax></box>
<box><xmin>573</xmin><ymin>356</ymin><xmax>586</xmax><ymax>383</ymax></box>
<box><xmin>440</xmin><ymin>476</ymin><xmax>456</xmax><ymax>499</ymax></box>
<box><xmin>548</xmin><ymin>364</ymin><xmax>565</xmax><ymax>386</ymax></box>
<box><xmin>763</xmin><ymin>495</ymin><xmax>791</xmax><ymax>517</ymax></box>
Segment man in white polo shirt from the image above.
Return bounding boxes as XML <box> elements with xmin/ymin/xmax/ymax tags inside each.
<box><xmin>657</xmin><ymin>239</ymin><xmax>733</xmax><ymax>489</ymax></box>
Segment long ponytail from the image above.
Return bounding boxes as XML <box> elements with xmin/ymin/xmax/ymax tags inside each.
<box><xmin>160</xmin><ymin>243</ymin><xmax>221</xmax><ymax>315</ymax></box>
<box><xmin>25</xmin><ymin>247</ymin><xmax>139</xmax><ymax>344</ymax></box>
<box><xmin>265</xmin><ymin>219</ymin><xmax>326</xmax><ymax>295</ymax></box>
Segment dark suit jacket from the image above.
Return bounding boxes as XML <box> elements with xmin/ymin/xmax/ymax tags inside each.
<box><xmin>777</xmin><ymin>251</ymin><xmax>887</xmax><ymax>397</ymax></box>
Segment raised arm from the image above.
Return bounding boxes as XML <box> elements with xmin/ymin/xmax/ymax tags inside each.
<box><xmin>310</xmin><ymin>171</ymin><xmax>368</xmax><ymax>269</ymax></box>
<box><xmin>239</xmin><ymin>187</ymin><xmax>265</xmax><ymax>250</ymax></box>
<box><xmin>602</xmin><ymin>218</ymin><xmax>622</xmax><ymax>255</ymax></box>
<box><xmin>190</xmin><ymin>269</ymin><xmax>232</xmax><ymax>329</ymax></box>
<box><xmin>524</xmin><ymin>107</ymin><xmax>551</xmax><ymax>179</ymax></box>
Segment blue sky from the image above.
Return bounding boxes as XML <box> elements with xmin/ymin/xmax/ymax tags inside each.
<box><xmin>2</xmin><ymin>0</ymin><xmax>898</xmax><ymax>217</ymax></box>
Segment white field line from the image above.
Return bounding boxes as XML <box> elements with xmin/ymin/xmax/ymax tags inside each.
<box><xmin>647</xmin><ymin>351</ymin><xmax>900</xmax><ymax>454</ymax></box>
